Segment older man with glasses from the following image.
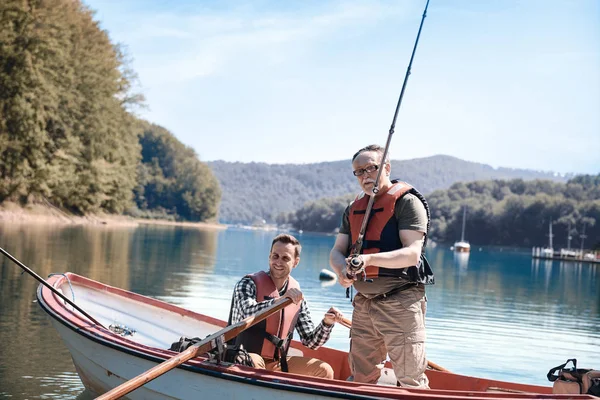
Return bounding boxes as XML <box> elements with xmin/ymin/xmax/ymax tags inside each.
<box><xmin>329</xmin><ymin>144</ymin><xmax>434</xmax><ymax>388</ymax></box>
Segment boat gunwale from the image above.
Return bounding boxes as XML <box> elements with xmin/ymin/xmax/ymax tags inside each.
<box><xmin>36</xmin><ymin>273</ymin><xmax>594</xmax><ymax>400</ymax></box>
<box><xmin>37</xmin><ymin>273</ymin><xmax>417</xmax><ymax>400</ymax></box>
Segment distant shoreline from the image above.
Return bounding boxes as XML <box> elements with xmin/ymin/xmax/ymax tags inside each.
<box><xmin>0</xmin><ymin>202</ymin><xmax>226</xmax><ymax>230</ymax></box>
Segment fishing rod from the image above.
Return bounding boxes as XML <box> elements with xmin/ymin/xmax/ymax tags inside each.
<box><xmin>0</xmin><ymin>246</ymin><xmax>104</xmax><ymax>327</ymax></box>
<box><xmin>348</xmin><ymin>0</ymin><xmax>431</xmax><ymax>276</ymax></box>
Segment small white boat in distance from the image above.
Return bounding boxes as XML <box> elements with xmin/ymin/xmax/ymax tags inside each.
<box><xmin>454</xmin><ymin>240</ymin><xmax>471</xmax><ymax>253</ymax></box>
<box><xmin>454</xmin><ymin>206</ymin><xmax>470</xmax><ymax>253</ymax></box>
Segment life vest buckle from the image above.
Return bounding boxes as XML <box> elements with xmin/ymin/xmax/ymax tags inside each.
<box><xmin>266</xmin><ymin>333</ymin><xmax>289</xmax><ymax>349</ymax></box>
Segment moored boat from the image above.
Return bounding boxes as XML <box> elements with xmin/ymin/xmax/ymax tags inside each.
<box><xmin>453</xmin><ymin>240</ymin><xmax>471</xmax><ymax>253</ymax></box>
<box><xmin>453</xmin><ymin>206</ymin><xmax>471</xmax><ymax>253</ymax></box>
<box><xmin>37</xmin><ymin>273</ymin><xmax>594</xmax><ymax>399</ymax></box>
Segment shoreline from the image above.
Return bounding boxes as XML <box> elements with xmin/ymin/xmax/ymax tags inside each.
<box><xmin>0</xmin><ymin>202</ymin><xmax>226</xmax><ymax>230</ymax></box>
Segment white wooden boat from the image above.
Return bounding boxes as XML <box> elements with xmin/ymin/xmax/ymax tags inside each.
<box><xmin>37</xmin><ymin>273</ymin><xmax>595</xmax><ymax>399</ymax></box>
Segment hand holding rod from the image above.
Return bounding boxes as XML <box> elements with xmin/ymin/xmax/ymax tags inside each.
<box><xmin>346</xmin><ymin>256</ymin><xmax>365</xmax><ymax>278</ymax></box>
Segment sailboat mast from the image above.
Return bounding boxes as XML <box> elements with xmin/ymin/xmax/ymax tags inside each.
<box><xmin>548</xmin><ymin>221</ymin><xmax>553</xmax><ymax>249</ymax></box>
<box><xmin>461</xmin><ymin>206</ymin><xmax>467</xmax><ymax>242</ymax></box>
<box><xmin>580</xmin><ymin>223</ymin><xmax>587</xmax><ymax>252</ymax></box>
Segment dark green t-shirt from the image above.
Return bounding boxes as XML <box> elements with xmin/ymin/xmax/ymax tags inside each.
<box><xmin>340</xmin><ymin>193</ymin><xmax>428</xmax><ymax>296</ymax></box>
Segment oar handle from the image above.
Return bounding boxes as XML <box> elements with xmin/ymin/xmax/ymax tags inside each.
<box><xmin>97</xmin><ymin>297</ymin><xmax>293</xmax><ymax>400</ymax></box>
<box><xmin>340</xmin><ymin>316</ymin><xmax>352</xmax><ymax>329</ymax></box>
<box><xmin>426</xmin><ymin>360</ymin><xmax>449</xmax><ymax>373</ymax></box>
<box><xmin>337</xmin><ymin>316</ymin><xmax>450</xmax><ymax>373</ymax></box>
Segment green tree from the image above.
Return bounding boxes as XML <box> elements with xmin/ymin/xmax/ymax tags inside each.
<box><xmin>285</xmin><ymin>175</ymin><xmax>600</xmax><ymax>249</ymax></box>
<box><xmin>134</xmin><ymin>122</ymin><xmax>221</xmax><ymax>222</ymax></box>
<box><xmin>0</xmin><ymin>0</ymin><xmax>142</xmax><ymax>213</ymax></box>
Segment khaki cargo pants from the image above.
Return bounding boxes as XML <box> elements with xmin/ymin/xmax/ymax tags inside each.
<box><xmin>249</xmin><ymin>353</ymin><xmax>334</xmax><ymax>379</ymax></box>
<box><xmin>349</xmin><ymin>285</ymin><xmax>429</xmax><ymax>388</ymax></box>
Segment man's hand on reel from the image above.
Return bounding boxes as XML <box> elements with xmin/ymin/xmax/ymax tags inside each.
<box><xmin>344</xmin><ymin>254</ymin><xmax>373</xmax><ymax>283</ymax></box>
<box><xmin>334</xmin><ymin>255</ymin><xmax>362</xmax><ymax>288</ymax></box>
<box><xmin>346</xmin><ymin>254</ymin><xmax>366</xmax><ymax>274</ymax></box>
<box><xmin>337</xmin><ymin>268</ymin><xmax>355</xmax><ymax>288</ymax></box>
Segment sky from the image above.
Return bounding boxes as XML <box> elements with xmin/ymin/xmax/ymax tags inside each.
<box><xmin>84</xmin><ymin>0</ymin><xmax>600</xmax><ymax>174</ymax></box>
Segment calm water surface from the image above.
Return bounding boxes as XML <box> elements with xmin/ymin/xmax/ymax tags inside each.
<box><xmin>0</xmin><ymin>223</ymin><xmax>598</xmax><ymax>398</ymax></box>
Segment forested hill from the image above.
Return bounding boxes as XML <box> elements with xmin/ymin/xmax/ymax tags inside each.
<box><xmin>208</xmin><ymin>156</ymin><xmax>571</xmax><ymax>224</ymax></box>
<box><xmin>0</xmin><ymin>1</ymin><xmax>220</xmax><ymax>222</ymax></box>
<box><xmin>281</xmin><ymin>175</ymin><xmax>600</xmax><ymax>249</ymax></box>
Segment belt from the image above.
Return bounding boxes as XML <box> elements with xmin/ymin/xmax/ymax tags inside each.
<box><xmin>373</xmin><ymin>284</ymin><xmax>416</xmax><ymax>300</ymax></box>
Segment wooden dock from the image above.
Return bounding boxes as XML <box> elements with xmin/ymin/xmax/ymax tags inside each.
<box><xmin>532</xmin><ymin>247</ymin><xmax>600</xmax><ymax>264</ymax></box>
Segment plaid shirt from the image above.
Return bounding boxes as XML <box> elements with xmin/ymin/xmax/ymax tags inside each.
<box><xmin>230</xmin><ymin>275</ymin><xmax>333</xmax><ymax>350</ymax></box>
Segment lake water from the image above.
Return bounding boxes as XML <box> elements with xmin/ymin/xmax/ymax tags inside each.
<box><xmin>0</xmin><ymin>223</ymin><xmax>598</xmax><ymax>398</ymax></box>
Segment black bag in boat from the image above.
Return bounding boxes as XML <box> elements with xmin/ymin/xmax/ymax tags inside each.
<box><xmin>547</xmin><ymin>358</ymin><xmax>600</xmax><ymax>396</ymax></box>
<box><xmin>169</xmin><ymin>336</ymin><xmax>255</xmax><ymax>367</ymax></box>
<box><xmin>169</xmin><ymin>336</ymin><xmax>201</xmax><ymax>352</ymax></box>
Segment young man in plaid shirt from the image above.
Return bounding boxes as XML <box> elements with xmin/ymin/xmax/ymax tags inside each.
<box><xmin>229</xmin><ymin>234</ymin><xmax>344</xmax><ymax>379</ymax></box>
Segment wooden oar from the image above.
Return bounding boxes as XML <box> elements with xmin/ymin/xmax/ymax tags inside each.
<box><xmin>97</xmin><ymin>297</ymin><xmax>293</xmax><ymax>400</ymax></box>
<box><xmin>338</xmin><ymin>316</ymin><xmax>450</xmax><ymax>373</ymax></box>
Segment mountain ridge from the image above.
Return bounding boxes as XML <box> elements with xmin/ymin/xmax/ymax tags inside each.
<box><xmin>207</xmin><ymin>154</ymin><xmax>577</xmax><ymax>175</ymax></box>
<box><xmin>208</xmin><ymin>155</ymin><xmax>573</xmax><ymax>224</ymax></box>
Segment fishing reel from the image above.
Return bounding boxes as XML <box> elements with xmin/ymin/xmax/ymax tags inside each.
<box><xmin>346</xmin><ymin>255</ymin><xmax>371</xmax><ymax>283</ymax></box>
<box><xmin>346</xmin><ymin>255</ymin><xmax>364</xmax><ymax>275</ymax></box>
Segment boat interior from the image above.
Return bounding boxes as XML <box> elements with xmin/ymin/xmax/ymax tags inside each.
<box><xmin>46</xmin><ymin>273</ymin><xmax>561</xmax><ymax>396</ymax></box>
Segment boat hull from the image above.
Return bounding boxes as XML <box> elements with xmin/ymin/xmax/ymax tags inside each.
<box><xmin>37</xmin><ymin>273</ymin><xmax>595</xmax><ymax>400</ymax></box>
<box><xmin>454</xmin><ymin>241</ymin><xmax>471</xmax><ymax>253</ymax></box>
<box><xmin>51</xmin><ymin>318</ymin><xmax>345</xmax><ymax>399</ymax></box>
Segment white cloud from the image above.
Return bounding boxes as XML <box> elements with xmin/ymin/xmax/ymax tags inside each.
<box><xmin>119</xmin><ymin>1</ymin><xmax>418</xmax><ymax>86</ymax></box>
<box><xmin>87</xmin><ymin>0</ymin><xmax>600</xmax><ymax>174</ymax></box>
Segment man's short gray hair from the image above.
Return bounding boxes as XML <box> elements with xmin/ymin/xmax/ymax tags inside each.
<box><xmin>352</xmin><ymin>144</ymin><xmax>390</xmax><ymax>163</ymax></box>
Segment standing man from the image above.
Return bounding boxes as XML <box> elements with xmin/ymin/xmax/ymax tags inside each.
<box><xmin>230</xmin><ymin>233</ymin><xmax>344</xmax><ymax>379</ymax></box>
<box><xmin>329</xmin><ymin>144</ymin><xmax>434</xmax><ymax>388</ymax></box>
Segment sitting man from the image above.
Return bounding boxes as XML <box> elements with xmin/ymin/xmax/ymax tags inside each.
<box><xmin>228</xmin><ymin>233</ymin><xmax>343</xmax><ymax>379</ymax></box>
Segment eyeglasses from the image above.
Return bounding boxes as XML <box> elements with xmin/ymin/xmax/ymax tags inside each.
<box><xmin>353</xmin><ymin>165</ymin><xmax>379</xmax><ymax>177</ymax></box>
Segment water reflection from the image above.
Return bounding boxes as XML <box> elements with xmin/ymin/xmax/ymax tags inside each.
<box><xmin>453</xmin><ymin>251</ymin><xmax>469</xmax><ymax>272</ymax></box>
<box><xmin>0</xmin><ymin>224</ymin><xmax>598</xmax><ymax>398</ymax></box>
<box><xmin>319</xmin><ymin>278</ymin><xmax>338</xmax><ymax>288</ymax></box>
<box><xmin>0</xmin><ymin>223</ymin><xmax>220</xmax><ymax>399</ymax></box>
<box><xmin>128</xmin><ymin>225</ymin><xmax>219</xmax><ymax>297</ymax></box>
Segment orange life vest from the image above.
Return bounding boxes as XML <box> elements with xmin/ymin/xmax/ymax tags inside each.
<box><xmin>234</xmin><ymin>271</ymin><xmax>302</xmax><ymax>361</ymax></box>
<box><xmin>348</xmin><ymin>181</ymin><xmax>434</xmax><ymax>284</ymax></box>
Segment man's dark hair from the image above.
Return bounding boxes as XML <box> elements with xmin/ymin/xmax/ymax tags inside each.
<box><xmin>271</xmin><ymin>234</ymin><xmax>302</xmax><ymax>258</ymax></box>
<box><xmin>352</xmin><ymin>144</ymin><xmax>390</xmax><ymax>163</ymax></box>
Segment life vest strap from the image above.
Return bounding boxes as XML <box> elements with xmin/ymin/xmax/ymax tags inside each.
<box><xmin>265</xmin><ymin>332</ymin><xmax>289</xmax><ymax>350</ymax></box>
<box><xmin>265</xmin><ymin>332</ymin><xmax>291</xmax><ymax>372</ymax></box>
